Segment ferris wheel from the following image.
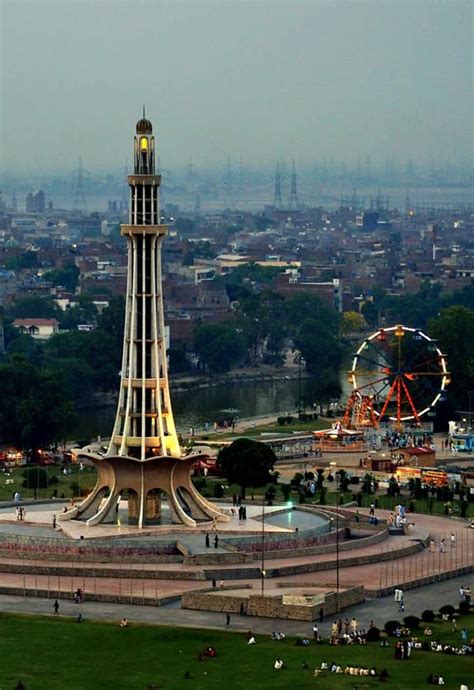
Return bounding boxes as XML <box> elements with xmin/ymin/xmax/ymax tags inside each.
<box><xmin>349</xmin><ymin>325</ymin><xmax>450</xmax><ymax>427</ymax></box>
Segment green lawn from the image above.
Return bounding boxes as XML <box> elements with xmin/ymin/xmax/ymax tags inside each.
<box><xmin>196</xmin><ymin>417</ymin><xmax>328</xmax><ymax>440</ymax></box>
<box><xmin>0</xmin><ymin>613</ymin><xmax>472</xmax><ymax>689</ymax></box>
<box><xmin>322</xmin><ymin>490</ymin><xmax>471</xmax><ymax>518</ymax></box>
<box><xmin>0</xmin><ymin>465</ymin><xmax>97</xmax><ymax>502</ymax></box>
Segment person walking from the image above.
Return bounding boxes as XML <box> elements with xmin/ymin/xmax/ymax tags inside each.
<box><xmin>214</xmin><ymin>534</ymin><xmax>219</xmax><ymax>548</ymax></box>
<box><xmin>369</xmin><ymin>502</ymin><xmax>375</xmax><ymax>516</ymax></box>
<box><xmin>205</xmin><ymin>533</ymin><xmax>210</xmax><ymax>548</ymax></box>
<box><xmin>226</xmin><ymin>613</ymin><xmax>230</xmax><ymax>627</ymax></box>
<box><xmin>52</xmin><ymin>515</ymin><xmax>57</xmax><ymax>529</ymax></box>
<box><xmin>53</xmin><ymin>600</ymin><xmax>59</xmax><ymax>615</ymax></box>
<box><xmin>312</xmin><ymin>623</ymin><xmax>318</xmax><ymax>640</ymax></box>
<box><xmin>450</xmin><ymin>533</ymin><xmax>456</xmax><ymax>548</ymax></box>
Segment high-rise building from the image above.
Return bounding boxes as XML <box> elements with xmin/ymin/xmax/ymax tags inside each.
<box><xmin>61</xmin><ymin>115</ymin><xmax>228</xmax><ymax>529</ymax></box>
<box><xmin>26</xmin><ymin>190</ymin><xmax>45</xmax><ymax>213</ymax></box>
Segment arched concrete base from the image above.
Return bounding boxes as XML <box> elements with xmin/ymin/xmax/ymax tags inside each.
<box><xmin>59</xmin><ymin>450</ymin><xmax>229</xmax><ymax>529</ymax></box>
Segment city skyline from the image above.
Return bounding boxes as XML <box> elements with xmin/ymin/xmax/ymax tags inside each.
<box><xmin>1</xmin><ymin>0</ymin><xmax>472</xmax><ymax>173</ymax></box>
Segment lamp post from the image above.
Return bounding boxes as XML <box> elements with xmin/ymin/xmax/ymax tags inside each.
<box><xmin>261</xmin><ymin>491</ymin><xmax>266</xmax><ymax>596</ymax></box>
<box><xmin>330</xmin><ymin>461</ymin><xmax>340</xmax><ymax>613</ymax></box>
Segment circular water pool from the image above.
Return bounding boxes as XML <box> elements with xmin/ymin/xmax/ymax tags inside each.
<box><xmin>263</xmin><ymin>508</ymin><xmax>329</xmax><ymax>530</ymax></box>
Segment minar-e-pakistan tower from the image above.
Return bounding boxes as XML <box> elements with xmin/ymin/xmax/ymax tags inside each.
<box><xmin>62</xmin><ymin>114</ymin><xmax>228</xmax><ymax>529</ymax></box>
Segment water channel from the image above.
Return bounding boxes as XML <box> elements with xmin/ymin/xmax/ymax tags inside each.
<box><xmin>74</xmin><ymin>374</ymin><xmax>352</xmax><ymax>442</ymax></box>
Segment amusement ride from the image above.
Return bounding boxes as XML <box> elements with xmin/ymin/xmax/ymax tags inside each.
<box><xmin>344</xmin><ymin>325</ymin><xmax>450</xmax><ymax>430</ymax></box>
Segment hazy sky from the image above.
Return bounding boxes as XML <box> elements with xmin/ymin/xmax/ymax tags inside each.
<box><xmin>1</xmin><ymin>0</ymin><xmax>472</xmax><ymax>173</ymax></box>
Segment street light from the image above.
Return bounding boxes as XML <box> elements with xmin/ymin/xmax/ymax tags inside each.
<box><xmin>330</xmin><ymin>461</ymin><xmax>340</xmax><ymax>614</ymax></box>
<box><xmin>261</xmin><ymin>491</ymin><xmax>266</xmax><ymax>596</ymax></box>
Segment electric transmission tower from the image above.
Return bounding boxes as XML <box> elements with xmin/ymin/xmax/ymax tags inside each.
<box><xmin>194</xmin><ymin>192</ymin><xmax>201</xmax><ymax>215</ymax></box>
<box><xmin>288</xmin><ymin>160</ymin><xmax>299</xmax><ymax>209</ymax></box>
<box><xmin>72</xmin><ymin>157</ymin><xmax>90</xmax><ymax>213</ymax></box>
<box><xmin>273</xmin><ymin>160</ymin><xmax>282</xmax><ymax>208</ymax></box>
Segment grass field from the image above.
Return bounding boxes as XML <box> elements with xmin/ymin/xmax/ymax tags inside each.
<box><xmin>0</xmin><ymin>465</ymin><xmax>97</xmax><ymax>503</ymax></box>
<box><xmin>1</xmin><ymin>613</ymin><xmax>472</xmax><ymax>690</ymax></box>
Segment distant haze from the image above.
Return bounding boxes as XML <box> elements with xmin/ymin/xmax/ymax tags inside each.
<box><xmin>1</xmin><ymin>0</ymin><xmax>472</xmax><ymax>173</ymax></box>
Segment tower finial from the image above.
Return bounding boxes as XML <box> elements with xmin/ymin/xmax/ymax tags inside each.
<box><xmin>143</xmin><ymin>104</ymin><xmax>146</xmax><ymax>118</ymax></box>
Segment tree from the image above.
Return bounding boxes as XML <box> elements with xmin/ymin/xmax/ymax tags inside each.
<box><xmin>341</xmin><ymin>311</ymin><xmax>366</xmax><ymax>334</ymax></box>
<box><xmin>194</xmin><ymin>323</ymin><xmax>246</xmax><ymax>373</ymax></box>
<box><xmin>42</xmin><ymin>263</ymin><xmax>80</xmax><ymax>292</ymax></box>
<box><xmin>8</xmin><ymin>296</ymin><xmax>62</xmax><ymax>320</ymax></box>
<box><xmin>217</xmin><ymin>438</ymin><xmax>276</xmax><ymax>489</ymax></box>
<box><xmin>5</xmin><ymin>251</ymin><xmax>39</xmax><ymax>271</ymax></box>
<box><xmin>429</xmin><ymin>306</ymin><xmax>474</xmax><ymax>407</ymax></box>
<box><xmin>361</xmin><ymin>300</ymin><xmax>378</xmax><ymax>327</ymax></box>
<box><xmin>0</xmin><ymin>354</ymin><xmax>76</xmax><ymax>450</ymax></box>
<box><xmin>21</xmin><ymin>467</ymin><xmax>49</xmax><ymax>490</ymax></box>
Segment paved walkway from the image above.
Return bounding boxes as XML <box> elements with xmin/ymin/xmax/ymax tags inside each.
<box><xmin>0</xmin><ymin>511</ymin><xmax>470</xmax><ymax>600</ymax></box>
<box><xmin>0</xmin><ymin>575</ymin><xmax>470</xmax><ymax>638</ymax></box>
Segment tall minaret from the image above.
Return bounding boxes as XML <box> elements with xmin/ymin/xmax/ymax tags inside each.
<box><xmin>108</xmin><ymin>112</ymin><xmax>180</xmax><ymax>460</ymax></box>
<box><xmin>61</xmin><ymin>114</ymin><xmax>228</xmax><ymax>529</ymax></box>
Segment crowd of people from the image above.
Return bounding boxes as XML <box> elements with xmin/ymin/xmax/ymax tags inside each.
<box><xmin>313</xmin><ymin>661</ymin><xmax>388</xmax><ymax>679</ymax></box>
<box><xmin>326</xmin><ymin>617</ymin><xmax>371</xmax><ymax>645</ymax></box>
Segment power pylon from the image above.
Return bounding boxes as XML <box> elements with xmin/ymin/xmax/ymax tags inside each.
<box><xmin>273</xmin><ymin>160</ymin><xmax>282</xmax><ymax>208</ymax></box>
<box><xmin>288</xmin><ymin>160</ymin><xmax>299</xmax><ymax>209</ymax></box>
<box><xmin>224</xmin><ymin>155</ymin><xmax>232</xmax><ymax>186</ymax></box>
<box><xmin>72</xmin><ymin>157</ymin><xmax>89</xmax><ymax>213</ymax></box>
<box><xmin>194</xmin><ymin>192</ymin><xmax>201</xmax><ymax>215</ymax></box>
<box><xmin>239</xmin><ymin>154</ymin><xmax>244</xmax><ymax>187</ymax></box>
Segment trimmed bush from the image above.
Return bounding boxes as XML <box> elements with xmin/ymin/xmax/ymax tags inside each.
<box><xmin>384</xmin><ymin>620</ymin><xmax>401</xmax><ymax>636</ymax></box>
<box><xmin>421</xmin><ymin>609</ymin><xmax>435</xmax><ymax>623</ymax></box>
<box><xmin>459</xmin><ymin>600</ymin><xmax>471</xmax><ymax>616</ymax></box>
<box><xmin>439</xmin><ymin>604</ymin><xmax>455</xmax><ymax>616</ymax></box>
<box><xmin>366</xmin><ymin>626</ymin><xmax>380</xmax><ymax>642</ymax></box>
<box><xmin>403</xmin><ymin>615</ymin><xmax>420</xmax><ymax>629</ymax></box>
<box><xmin>213</xmin><ymin>483</ymin><xmax>224</xmax><ymax>498</ymax></box>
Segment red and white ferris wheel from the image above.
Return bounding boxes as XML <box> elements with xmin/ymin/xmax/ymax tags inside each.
<box><xmin>349</xmin><ymin>325</ymin><xmax>450</xmax><ymax>427</ymax></box>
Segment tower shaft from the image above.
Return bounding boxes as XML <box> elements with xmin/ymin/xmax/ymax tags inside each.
<box><xmin>109</xmin><ymin>129</ymin><xmax>179</xmax><ymax>459</ymax></box>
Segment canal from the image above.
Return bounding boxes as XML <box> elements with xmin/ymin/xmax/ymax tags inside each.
<box><xmin>74</xmin><ymin>375</ymin><xmax>351</xmax><ymax>442</ymax></box>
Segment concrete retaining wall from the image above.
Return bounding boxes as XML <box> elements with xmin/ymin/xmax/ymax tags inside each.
<box><xmin>182</xmin><ymin>586</ymin><xmax>365</xmax><ymax>620</ymax></box>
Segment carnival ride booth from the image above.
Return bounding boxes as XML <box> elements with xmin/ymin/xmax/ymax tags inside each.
<box><xmin>393</xmin><ymin>446</ymin><xmax>437</xmax><ymax>468</ymax></box>
<box><xmin>396</xmin><ymin>466</ymin><xmax>448</xmax><ymax>488</ymax></box>
<box><xmin>313</xmin><ymin>423</ymin><xmax>368</xmax><ymax>454</ymax></box>
<box><xmin>451</xmin><ymin>434</ymin><xmax>474</xmax><ymax>453</ymax></box>
<box><xmin>365</xmin><ymin>456</ymin><xmax>394</xmax><ymax>473</ymax></box>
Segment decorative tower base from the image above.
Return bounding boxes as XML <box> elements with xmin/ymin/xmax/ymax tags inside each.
<box><xmin>60</xmin><ymin>113</ymin><xmax>228</xmax><ymax>529</ymax></box>
<box><xmin>64</xmin><ymin>449</ymin><xmax>227</xmax><ymax>528</ymax></box>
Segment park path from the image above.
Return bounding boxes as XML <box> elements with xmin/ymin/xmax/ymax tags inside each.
<box><xmin>0</xmin><ymin>512</ymin><xmax>470</xmax><ymax>601</ymax></box>
<box><xmin>0</xmin><ymin>575</ymin><xmax>470</xmax><ymax>638</ymax></box>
